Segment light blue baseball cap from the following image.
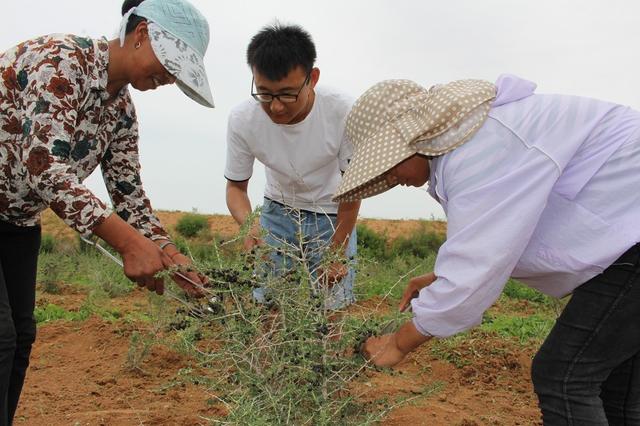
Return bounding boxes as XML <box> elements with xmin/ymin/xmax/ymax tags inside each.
<box><xmin>119</xmin><ymin>0</ymin><xmax>214</xmax><ymax>108</ymax></box>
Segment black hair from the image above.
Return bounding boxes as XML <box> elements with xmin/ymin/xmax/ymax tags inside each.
<box><xmin>121</xmin><ymin>0</ymin><xmax>147</xmax><ymax>34</ymax></box>
<box><xmin>246</xmin><ymin>23</ymin><xmax>317</xmax><ymax>81</ymax></box>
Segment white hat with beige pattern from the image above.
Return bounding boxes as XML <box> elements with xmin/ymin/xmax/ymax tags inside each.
<box><xmin>333</xmin><ymin>79</ymin><xmax>497</xmax><ymax>202</ymax></box>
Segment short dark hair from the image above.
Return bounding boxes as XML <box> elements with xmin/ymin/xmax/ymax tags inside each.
<box><xmin>121</xmin><ymin>0</ymin><xmax>147</xmax><ymax>34</ymax></box>
<box><xmin>246</xmin><ymin>23</ymin><xmax>317</xmax><ymax>81</ymax></box>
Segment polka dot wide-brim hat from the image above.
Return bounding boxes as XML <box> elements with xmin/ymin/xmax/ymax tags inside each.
<box><xmin>333</xmin><ymin>79</ymin><xmax>496</xmax><ymax>202</ymax></box>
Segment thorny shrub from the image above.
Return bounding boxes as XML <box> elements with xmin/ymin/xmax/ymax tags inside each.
<box><xmin>163</xmin><ymin>214</ymin><xmax>409</xmax><ymax>425</ymax></box>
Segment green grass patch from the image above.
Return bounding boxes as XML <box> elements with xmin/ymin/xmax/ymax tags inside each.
<box><xmin>38</xmin><ymin>250</ymin><xmax>134</xmax><ymax>297</ymax></box>
<box><xmin>356</xmin><ymin>253</ymin><xmax>434</xmax><ymax>300</ymax></box>
<box><xmin>39</xmin><ymin>234</ymin><xmax>57</xmax><ymax>254</ymax></box>
<box><xmin>356</xmin><ymin>223</ymin><xmax>445</xmax><ymax>261</ymax></box>
<box><xmin>481</xmin><ymin>313</ymin><xmax>554</xmax><ymax>344</ymax></box>
<box><xmin>389</xmin><ymin>225</ymin><xmax>444</xmax><ymax>258</ymax></box>
<box><xmin>34</xmin><ymin>303</ymin><xmax>90</xmax><ymax>323</ymax></box>
<box><xmin>503</xmin><ymin>279</ymin><xmax>552</xmax><ymax>304</ymax></box>
<box><xmin>356</xmin><ymin>224</ymin><xmax>389</xmax><ymax>259</ymax></box>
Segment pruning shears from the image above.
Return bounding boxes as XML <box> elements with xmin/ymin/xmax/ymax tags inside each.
<box><xmin>80</xmin><ymin>236</ymin><xmax>219</xmax><ymax>317</ymax></box>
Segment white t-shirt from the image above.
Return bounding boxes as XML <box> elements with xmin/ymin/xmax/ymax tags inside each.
<box><xmin>224</xmin><ymin>86</ymin><xmax>353</xmax><ymax>214</ymax></box>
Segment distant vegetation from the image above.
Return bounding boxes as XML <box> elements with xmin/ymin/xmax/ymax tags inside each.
<box><xmin>175</xmin><ymin>213</ymin><xmax>209</xmax><ymax>238</ymax></box>
<box><xmin>356</xmin><ymin>222</ymin><xmax>445</xmax><ymax>260</ymax></box>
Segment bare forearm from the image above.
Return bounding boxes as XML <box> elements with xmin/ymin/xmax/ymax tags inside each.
<box><xmin>226</xmin><ymin>182</ymin><xmax>253</xmax><ymax>226</ymax></box>
<box><xmin>94</xmin><ymin>213</ymin><xmax>181</xmax><ymax>261</ymax></box>
<box><xmin>332</xmin><ymin>200</ymin><xmax>361</xmax><ymax>250</ymax></box>
<box><xmin>92</xmin><ymin>213</ymin><xmax>143</xmax><ymax>254</ymax></box>
<box><xmin>394</xmin><ymin>320</ymin><xmax>431</xmax><ymax>354</ymax></box>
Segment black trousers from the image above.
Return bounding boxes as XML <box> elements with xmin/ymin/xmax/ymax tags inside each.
<box><xmin>532</xmin><ymin>243</ymin><xmax>640</xmax><ymax>425</ymax></box>
<box><xmin>0</xmin><ymin>221</ymin><xmax>39</xmax><ymax>426</ymax></box>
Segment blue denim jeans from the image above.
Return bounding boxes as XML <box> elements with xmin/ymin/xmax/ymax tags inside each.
<box><xmin>531</xmin><ymin>243</ymin><xmax>640</xmax><ymax>425</ymax></box>
<box><xmin>254</xmin><ymin>198</ymin><xmax>356</xmax><ymax>310</ymax></box>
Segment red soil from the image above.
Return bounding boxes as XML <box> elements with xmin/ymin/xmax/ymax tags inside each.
<box><xmin>16</xmin><ymin>211</ymin><xmax>543</xmax><ymax>425</ymax></box>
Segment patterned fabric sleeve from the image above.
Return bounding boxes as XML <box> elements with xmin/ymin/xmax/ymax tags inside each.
<box><xmin>19</xmin><ymin>45</ymin><xmax>111</xmax><ymax>236</ymax></box>
<box><xmin>100</xmin><ymin>96</ymin><xmax>169</xmax><ymax>240</ymax></box>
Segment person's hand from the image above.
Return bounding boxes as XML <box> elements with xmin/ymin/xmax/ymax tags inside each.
<box><xmin>361</xmin><ymin>333</ymin><xmax>407</xmax><ymax>367</ymax></box>
<box><xmin>361</xmin><ymin>321</ymin><xmax>432</xmax><ymax>368</ymax></box>
<box><xmin>120</xmin><ymin>236</ymin><xmax>172</xmax><ymax>295</ymax></box>
<box><xmin>319</xmin><ymin>260</ymin><xmax>348</xmax><ymax>287</ymax></box>
<box><xmin>243</xmin><ymin>224</ymin><xmax>263</xmax><ymax>252</ymax></box>
<box><xmin>318</xmin><ymin>242</ymin><xmax>350</xmax><ymax>287</ymax></box>
<box><xmin>398</xmin><ymin>272</ymin><xmax>437</xmax><ymax>312</ymax></box>
<box><xmin>168</xmin><ymin>252</ymin><xmax>208</xmax><ymax>298</ymax></box>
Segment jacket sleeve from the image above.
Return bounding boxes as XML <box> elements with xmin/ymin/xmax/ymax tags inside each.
<box><xmin>411</xmin><ymin>121</ymin><xmax>560</xmax><ymax>337</ymax></box>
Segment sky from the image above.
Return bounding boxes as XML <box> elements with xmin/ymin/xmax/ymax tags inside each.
<box><xmin>3</xmin><ymin>1</ymin><xmax>640</xmax><ymax>220</ymax></box>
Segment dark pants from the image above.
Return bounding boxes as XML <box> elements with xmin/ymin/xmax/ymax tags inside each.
<box><xmin>0</xmin><ymin>221</ymin><xmax>39</xmax><ymax>426</ymax></box>
<box><xmin>532</xmin><ymin>243</ymin><xmax>640</xmax><ymax>425</ymax></box>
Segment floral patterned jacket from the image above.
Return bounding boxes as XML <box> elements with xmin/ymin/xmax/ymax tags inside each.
<box><xmin>0</xmin><ymin>34</ymin><xmax>168</xmax><ymax>239</ymax></box>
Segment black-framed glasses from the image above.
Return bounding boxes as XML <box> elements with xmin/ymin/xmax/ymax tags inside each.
<box><xmin>251</xmin><ymin>72</ymin><xmax>311</xmax><ymax>104</ymax></box>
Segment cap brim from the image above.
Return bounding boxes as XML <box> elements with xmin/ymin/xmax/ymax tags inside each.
<box><xmin>148</xmin><ymin>24</ymin><xmax>214</xmax><ymax>108</ymax></box>
<box><xmin>176</xmin><ymin>76</ymin><xmax>214</xmax><ymax>108</ymax></box>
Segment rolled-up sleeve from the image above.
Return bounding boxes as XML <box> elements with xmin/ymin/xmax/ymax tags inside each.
<box><xmin>412</xmin><ymin>121</ymin><xmax>561</xmax><ymax>337</ymax></box>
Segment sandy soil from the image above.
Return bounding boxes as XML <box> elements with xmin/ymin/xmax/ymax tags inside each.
<box><xmin>15</xmin><ymin>289</ymin><xmax>541</xmax><ymax>426</ymax></box>
<box><xmin>16</xmin><ymin>211</ymin><xmax>545</xmax><ymax>425</ymax></box>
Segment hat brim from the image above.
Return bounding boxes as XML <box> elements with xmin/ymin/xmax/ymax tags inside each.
<box><xmin>148</xmin><ymin>24</ymin><xmax>214</xmax><ymax>108</ymax></box>
<box><xmin>334</xmin><ymin>99</ymin><xmax>493</xmax><ymax>203</ymax></box>
<box><xmin>333</xmin><ymin>126</ymin><xmax>416</xmax><ymax>203</ymax></box>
